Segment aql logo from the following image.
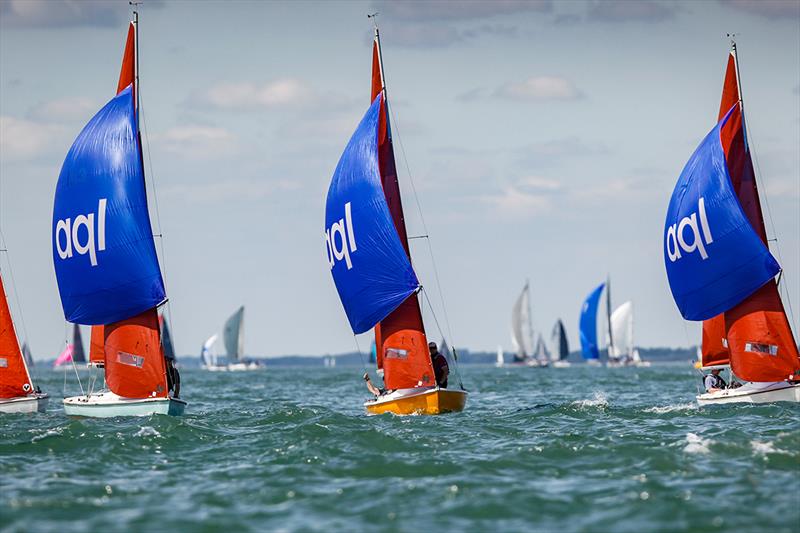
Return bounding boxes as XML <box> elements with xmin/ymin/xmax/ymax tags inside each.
<box><xmin>666</xmin><ymin>197</ymin><xmax>714</xmax><ymax>262</ymax></box>
<box><xmin>55</xmin><ymin>198</ymin><xmax>107</xmax><ymax>267</ymax></box>
<box><xmin>326</xmin><ymin>202</ymin><xmax>357</xmax><ymax>270</ymax></box>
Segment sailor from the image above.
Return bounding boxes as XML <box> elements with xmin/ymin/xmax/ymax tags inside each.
<box><xmin>165</xmin><ymin>351</ymin><xmax>181</xmax><ymax>398</ymax></box>
<box><xmin>363</xmin><ymin>372</ymin><xmax>384</xmax><ymax>397</ymax></box>
<box><xmin>703</xmin><ymin>368</ymin><xmax>727</xmax><ymax>393</ymax></box>
<box><xmin>429</xmin><ymin>342</ymin><xmax>449</xmax><ymax>388</ymax></box>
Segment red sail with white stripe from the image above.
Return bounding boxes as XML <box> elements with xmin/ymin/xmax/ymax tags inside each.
<box><xmin>0</xmin><ymin>272</ymin><xmax>33</xmax><ymax>398</ymax></box>
<box><xmin>371</xmin><ymin>31</ymin><xmax>436</xmax><ymax>390</ymax></box>
<box><xmin>712</xmin><ymin>49</ymin><xmax>799</xmax><ymax>382</ymax></box>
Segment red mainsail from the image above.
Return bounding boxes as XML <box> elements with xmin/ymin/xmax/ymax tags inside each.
<box><xmin>713</xmin><ymin>49</ymin><xmax>800</xmax><ymax>382</ymax></box>
<box><xmin>104</xmin><ymin>308</ymin><xmax>168</xmax><ymax>398</ymax></box>
<box><xmin>0</xmin><ymin>273</ymin><xmax>32</xmax><ymax>398</ymax></box>
<box><xmin>371</xmin><ymin>32</ymin><xmax>436</xmax><ymax>390</ymax></box>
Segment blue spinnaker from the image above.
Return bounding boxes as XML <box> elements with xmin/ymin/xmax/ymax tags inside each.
<box><xmin>664</xmin><ymin>106</ymin><xmax>779</xmax><ymax>321</ymax></box>
<box><xmin>579</xmin><ymin>282</ymin><xmax>605</xmax><ymax>360</ymax></box>
<box><xmin>53</xmin><ymin>85</ymin><xmax>165</xmax><ymax>325</ymax></box>
<box><xmin>325</xmin><ymin>95</ymin><xmax>419</xmax><ymax>334</ymax></box>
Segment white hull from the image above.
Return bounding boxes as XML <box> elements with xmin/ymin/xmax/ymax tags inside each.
<box><xmin>63</xmin><ymin>391</ymin><xmax>186</xmax><ymax>417</ymax></box>
<box><xmin>0</xmin><ymin>393</ymin><xmax>49</xmax><ymax>414</ymax></box>
<box><xmin>202</xmin><ymin>361</ymin><xmax>264</xmax><ymax>372</ymax></box>
<box><xmin>551</xmin><ymin>360</ymin><xmax>571</xmax><ymax>368</ymax></box>
<box><xmin>697</xmin><ymin>381</ymin><xmax>800</xmax><ymax>405</ymax></box>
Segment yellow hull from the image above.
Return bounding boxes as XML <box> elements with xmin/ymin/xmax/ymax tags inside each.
<box><xmin>365</xmin><ymin>388</ymin><xmax>468</xmax><ymax>416</ymax></box>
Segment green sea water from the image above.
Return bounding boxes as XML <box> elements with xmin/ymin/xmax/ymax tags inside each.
<box><xmin>2</xmin><ymin>364</ymin><xmax>799</xmax><ymax>532</ymax></box>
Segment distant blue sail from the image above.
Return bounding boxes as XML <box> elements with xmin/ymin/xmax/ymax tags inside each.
<box><xmin>664</xmin><ymin>106</ymin><xmax>779</xmax><ymax>321</ymax></box>
<box><xmin>579</xmin><ymin>282</ymin><xmax>605</xmax><ymax>360</ymax></box>
<box><xmin>52</xmin><ymin>85</ymin><xmax>165</xmax><ymax>325</ymax></box>
<box><xmin>325</xmin><ymin>95</ymin><xmax>419</xmax><ymax>334</ymax></box>
<box><xmin>369</xmin><ymin>339</ymin><xmax>377</xmax><ymax>364</ymax></box>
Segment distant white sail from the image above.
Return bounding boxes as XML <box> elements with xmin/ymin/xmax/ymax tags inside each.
<box><xmin>223</xmin><ymin>306</ymin><xmax>245</xmax><ymax>361</ymax></box>
<box><xmin>608</xmin><ymin>301</ymin><xmax>634</xmax><ymax>360</ymax></box>
<box><xmin>511</xmin><ymin>282</ymin><xmax>533</xmax><ymax>360</ymax></box>
<box><xmin>533</xmin><ymin>334</ymin><xmax>551</xmax><ymax>362</ymax></box>
<box><xmin>201</xmin><ymin>334</ymin><xmax>219</xmax><ymax>367</ymax></box>
<box><xmin>496</xmin><ymin>345</ymin><xmax>504</xmax><ymax>366</ymax></box>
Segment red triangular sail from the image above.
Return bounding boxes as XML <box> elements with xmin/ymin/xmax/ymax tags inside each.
<box><xmin>713</xmin><ymin>50</ymin><xmax>800</xmax><ymax>382</ymax></box>
<box><xmin>104</xmin><ymin>308</ymin><xmax>168</xmax><ymax>398</ymax></box>
<box><xmin>371</xmin><ymin>33</ymin><xmax>435</xmax><ymax>390</ymax></box>
<box><xmin>117</xmin><ymin>22</ymin><xmax>135</xmax><ymax>96</ymax></box>
<box><xmin>0</xmin><ymin>273</ymin><xmax>32</xmax><ymax>398</ymax></box>
<box><xmin>89</xmin><ymin>325</ymin><xmax>105</xmax><ymax>365</ymax></box>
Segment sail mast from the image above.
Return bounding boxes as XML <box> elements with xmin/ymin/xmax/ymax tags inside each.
<box><xmin>606</xmin><ymin>275</ymin><xmax>614</xmax><ymax>357</ymax></box>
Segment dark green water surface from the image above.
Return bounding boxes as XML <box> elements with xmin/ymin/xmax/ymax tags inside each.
<box><xmin>2</xmin><ymin>364</ymin><xmax>798</xmax><ymax>532</ymax></box>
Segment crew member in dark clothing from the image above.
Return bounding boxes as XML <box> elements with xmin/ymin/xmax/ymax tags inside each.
<box><xmin>429</xmin><ymin>342</ymin><xmax>449</xmax><ymax>388</ymax></box>
<box><xmin>165</xmin><ymin>352</ymin><xmax>181</xmax><ymax>398</ymax></box>
<box><xmin>703</xmin><ymin>368</ymin><xmax>727</xmax><ymax>392</ymax></box>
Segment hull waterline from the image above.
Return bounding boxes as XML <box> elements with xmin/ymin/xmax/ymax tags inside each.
<box><xmin>697</xmin><ymin>381</ymin><xmax>800</xmax><ymax>405</ymax></box>
<box><xmin>365</xmin><ymin>387</ymin><xmax>467</xmax><ymax>415</ymax></box>
<box><xmin>63</xmin><ymin>391</ymin><xmax>186</xmax><ymax>417</ymax></box>
<box><xmin>0</xmin><ymin>393</ymin><xmax>49</xmax><ymax>414</ymax></box>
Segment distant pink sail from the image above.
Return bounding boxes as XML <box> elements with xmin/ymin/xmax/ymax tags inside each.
<box><xmin>53</xmin><ymin>345</ymin><xmax>74</xmax><ymax>367</ymax></box>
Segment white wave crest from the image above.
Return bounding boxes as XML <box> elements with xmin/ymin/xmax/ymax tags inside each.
<box><xmin>571</xmin><ymin>392</ymin><xmax>608</xmax><ymax>409</ymax></box>
<box><xmin>683</xmin><ymin>432</ymin><xmax>711</xmax><ymax>454</ymax></box>
<box><xmin>134</xmin><ymin>426</ymin><xmax>161</xmax><ymax>438</ymax></box>
<box><xmin>644</xmin><ymin>402</ymin><xmax>697</xmax><ymax>414</ymax></box>
<box><xmin>751</xmin><ymin>440</ymin><xmax>789</xmax><ymax>456</ymax></box>
<box><xmin>30</xmin><ymin>427</ymin><xmax>64</xmax><ymax>443</ymax></box>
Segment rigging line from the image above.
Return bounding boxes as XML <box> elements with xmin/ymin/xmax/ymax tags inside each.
<box><xmin>388</xmin><ymin>105</ymin><xmax>456</xmax><ymax>348</ymax></box>
<box><xmin>352</xmin><ymin>333</ymin><xmax>369</xmax><ymax>379</ymax></box>
<box><xmin>137</xmin><ymin>75</ymin><xmax>177</xmax><ymax>335</ymax></box>
<box><xmin>747</xmin><ymin>127</ymin><xmax>797</xmax><ymax>331</ymax></box>
<box><xmin>421</xmin><ymin>287</ymin><xmax>464</xmax><ymax>389</ymax></box>
<box><xmin>0</xmin><ymin>231</ymin><xmax>32</xmax><ymax>372</ymax></box>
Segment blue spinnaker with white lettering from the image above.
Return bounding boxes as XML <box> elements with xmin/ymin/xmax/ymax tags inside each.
<box><xmin>325</xmin><ymin>95</ymin><xmax>419</xmax><ymax>334</ymax></box>
<box><xmin>664</xmin><ymin>106</ymin><xmax>779</xmax><ymax>321</ymax></box>
<box><xmin>579</xmin><ymin>282</ymin><xmax>605</xmax><ymax>360</ymax></box>
<box><xmin>52</xmin><ymin>85</ymin><xmax>165</xmax><ymax>325</ymax></box>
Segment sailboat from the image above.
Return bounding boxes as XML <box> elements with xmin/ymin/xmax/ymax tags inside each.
<box><xmin>53</xmin><ymin>324</ymin><xmax>87</xmax><ymax>368</ymax></box>
<box><xmin>223</xmin><ymin>306</ymin><xmax>260</xmax><ymax>370</ymax></box>
<box><xmin>200</xmin><ymin>334</ymin><xmax>222</xmax><ymax>370</ymax></box>
<box><xmin>0</xmin><ymin>268</ymin><xmax>49</xmax><ymax>413</ymax></box>
<box><xmin>579</xmin><ymin>282</ymin><xmax>606</xmax><ymax>366</ymax></box>
<box><xmin>532</xmin><ymin>334</ymin><xmax>551</xmax><ymax>368</ymax></box>
<box><xmin>325</xmin><ymin>24</ymin><xmax>467</xmax><ymax>415</ymax></box>
<box><xmin>606</xmin><ymin>301</ymin><xmax>647</xmax><ymax>367</ymax></box>
<box><xmin>496</xmin><ymin>345</ymin><xmax>505</xmax><ymax>367</ymax></box>
<box><xmin>664</xmin><ymin>40</ymin><xmax>800</xmax><ymax>404</ymax></box>
<box><xmin>509</xmin><ymin>281</ymin><xmax>537</xmax><ymax>366</ymax></box>
<box><xmin>21</xmin><ymin>342</ymin><xmax>34</xmax><ymax>368</ymax></box>
<box><xmin>550</xmin><ymin>319</ymin><xmax>571</xmax><ymax>368</ymax></box>
<box><xmin>55</xmin><ymin>12</ymin><xmax>186</xmax><ymax>417</ymax></box>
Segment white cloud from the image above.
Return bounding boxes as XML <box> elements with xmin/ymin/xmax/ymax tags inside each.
<box><xmin>27</xmin><ymin>97</ymin><xmax>99</xmax><ymax>123</ymax></box>
<box><xmin>0</xmin><ymin>0</ymin><xmax>163</xmax><ymax>28</ymax></box>
<box><xmin>0</xmin><ymin>115</ymin><xmax>65</xmax><ymax>161</ymax></box>
<box><xmin>199</xmin><ymin>79</ymin><xmax>313</xmax><ymax>110</ymax></box>
<box><xmin>494</xmin><ymin>76</ymin><xmax>584</xmax><ymax>101</ymax></box>
<box><xmin>150</xmin><ymin>125</ymin><xmax>236</xmax><ymax>159</ymax></box>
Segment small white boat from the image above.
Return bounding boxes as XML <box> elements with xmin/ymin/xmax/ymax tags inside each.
<box><xmin>64</xmin><ymin>391</ymin><xmax>186</xmax><ymax>417</ymax></box>
<box><xmin>0</xmin><ymin>393</ymin><xmax>49</xmax><ymax>414</ymax></box>
<box><xmin>550</xmin><ymin>319</ymin><xmax>571</xmax><ymax>368</ymax></box>
<box><xmin>697</xmin><ymin>381</ymin><xmax>800</xmax><ymax>405</ymax></box>
<box><xmin>0</xmin><ymin>254</ymin><xmax>49</xmax><ymax>414</ymax></box>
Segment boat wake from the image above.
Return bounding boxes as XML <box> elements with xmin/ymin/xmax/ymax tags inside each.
<box><xmin>644</xmin><ymin>402</ymin><xmax>697</xmax><ymax>414</ymax></box>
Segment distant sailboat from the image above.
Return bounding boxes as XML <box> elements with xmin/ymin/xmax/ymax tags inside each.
<box><xmin>532</xmin><ymin>334</ymin><xmax>551</xmax><ymax>368</ymax></box>
<box><xmin>509</xmin><ymin>281</ymin><xmax>535</xmax><ymax>365</ymax></box>
<box><xmin>21</xmin><ymin>342</ymin><xmax>34</xmax><ymax>368</ymax></box>
<box><xmin>200</xmin><ymin>334</ymin><xmax>221</xmax><ymax>370</ymax></box>
<box><xmin>0</xmin><ymin>268</ymin><xmax>48</xmax><ymax>413</ymax></box>
<box><xmin>202</xmin><ymin>307</ymin><xmax>262</xmax><ymax>371</ymax></box>
<box><xmin>607</xmin><ymin>301</ymin><xmax>649</xmax><ymax>367</ymax></box>
<box><xmin>325</xmin><ymin>23</ymin><xmax>467</xmax><ymax>415</ymax></box>
<box><xmin>496</xmin><ymin>345</ymin><xmax>504</xmax><ymax>367</ymax></box>
<box><xmin>54</xmin><ymin>324</ymin><xmax>86</xmax><ymax>368</ymax></box>
<box><xmin>664</xmin><ymin>40</ymin><xmax>799</xmax><ymax>404</ymax></box>
<box><xmin>550</xmin><ymin>319</ymin><xmax>571</xmax><ymax>368</ymax></box>
<box><xmin>55</xmin><ymin>12</ymin><xmax>185</xmax><ymax>417</ymax></box>
<box><xmin>579</xmin><ymin>282</ymin><xmax>605</xmax><ymax>365</ymax></box>
<box><xmin>160</xmin><ymin>315</ymin><xmax>176</xmax><ymax>363</ymax></box>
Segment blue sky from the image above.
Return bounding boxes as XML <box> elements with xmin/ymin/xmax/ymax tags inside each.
<box><xmin>1</xmin><ymin>0</ymin><xmax>798</xmax><ymax>359</ymax></box>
